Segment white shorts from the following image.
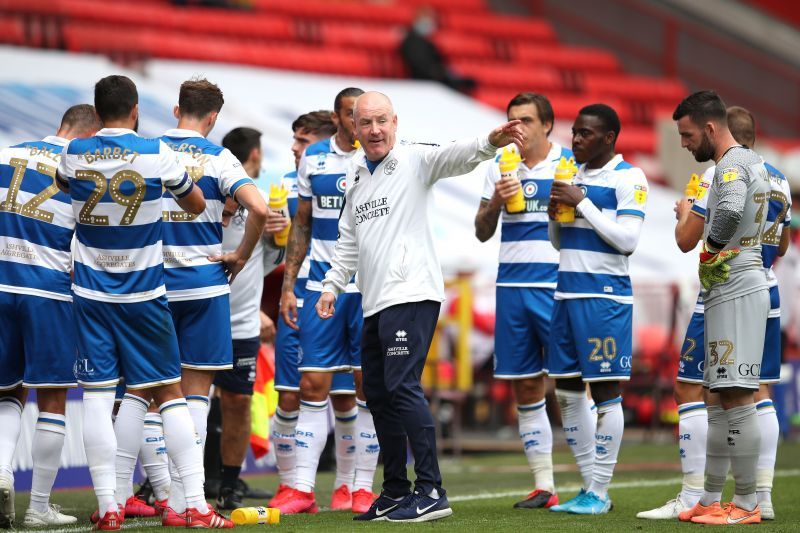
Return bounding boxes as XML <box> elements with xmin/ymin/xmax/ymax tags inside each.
<box><xmin>703</xmin><ymin>289</ymin><xmax>769</xmax><ymax>391</ymax></box>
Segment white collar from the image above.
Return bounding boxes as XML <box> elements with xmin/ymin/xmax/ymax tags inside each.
<box><xmin>96</xmin><ymin>127</ymin><xmax>137</xmax><ymax>137</ymax></box>
<box><xmin>42</xmin><ymin>135</ymin><xmax>68</xmax><ymax>146</ymax></box>
<box><xmin>581</xmin><ymin>153</ymin><xmax>623</xmax><ymax>175</ymax></box>
<box><xmin>163</xmin><ymin>128</ymin><xmax>204</xmax><ymax>139</ymax></box>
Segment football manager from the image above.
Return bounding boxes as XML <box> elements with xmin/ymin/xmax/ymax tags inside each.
<box><xmin>317</xmin><ymin>91</ymin><xmax>524</xmax><ymax>522</ymax></box>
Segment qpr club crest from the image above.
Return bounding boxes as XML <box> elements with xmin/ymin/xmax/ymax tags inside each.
<box><xmin>522</xmin><ymin>181</ymin><xmax>538</xmax><ymax>198</ymax></box>
<box><xmin>384</xmin><ymin>159</ymin><xmax>398</xmax><ymax>175</ymax></box>
<box><xmin>336</xmin><ymin>176</ymin><xmax>347</xmax><ymax>193</ymax></box>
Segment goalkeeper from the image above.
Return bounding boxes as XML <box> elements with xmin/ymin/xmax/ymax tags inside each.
<box><xmin>671</xmin><ymin>91</ymin><xmax>770</xmax><ymax>525</ymax></box>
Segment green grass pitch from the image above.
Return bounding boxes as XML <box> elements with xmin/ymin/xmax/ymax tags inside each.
<box><xmin>13</xmin><ymin>442</ymin><xmax>800</xmax><ymax>531</ymax></box>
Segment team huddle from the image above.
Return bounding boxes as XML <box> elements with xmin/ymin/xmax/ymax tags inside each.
<box><xmin>0</xmin><ymin>73</ymin><xmax>786</xmax><ymax>529</ymax></box>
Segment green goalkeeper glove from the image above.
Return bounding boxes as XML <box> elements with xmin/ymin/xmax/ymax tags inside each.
<box><xmin>698</xmin><ymin>246</ymin><xmax>740</xmax><ymax>290</ymax></box>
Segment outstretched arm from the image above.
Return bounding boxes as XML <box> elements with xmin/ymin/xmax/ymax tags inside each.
<box><xmin>422</xmin><ymin>120</ymin><xmax>525</xmax><ymax>186</ymax></box>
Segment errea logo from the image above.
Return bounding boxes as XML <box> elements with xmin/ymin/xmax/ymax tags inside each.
<box><xmin>395</xmin><ymin>330</ymin><xmax>407</xmax><ymax>342</ymax></box>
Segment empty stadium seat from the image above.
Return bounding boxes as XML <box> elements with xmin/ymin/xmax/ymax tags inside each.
<box><xmin>319</xmin><ymin>23</ymin><xmax>402</xmax><ymax>53</ymax></box>
<box><xmin>251</xmin><ymin>0</ymin><xmax>415</xmax><ymax>26</ymax></box>
<box><xmin>440</xmin><ymin>13</ymin><xmax>556</xmax><ymax>42</ymax></box>
<box><xmin>514</xmin><ymin>45</ymin><xmax>621</xmax><ymax>73</ymax></box>
<box><xmin>432</xmin><ymin>32</ymin><xmax>495</xmax><ymax>61</ymax></box>
<box><xmin>451</xmin><ymin>62</ymin><xmax>562</xmax><ymax>92</ymax></box>
<box><xmin>0</xmin><ymin>16</ymin><xmax>25</xmax><ymax>46</ymax></box>
<box><xmin>582</xmin><ymin>74</ymin><xmax>687</xmax><ymax>103</ymax></box>
<box><xmin>473</xmin><ymin>89</ymin><xmax>633</xmax><ymax>124</ymax></box>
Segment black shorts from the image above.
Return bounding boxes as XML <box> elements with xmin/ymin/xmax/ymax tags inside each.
<box><xmin>213</xmin><ymin>337</ymin><xmax>260</xmax><ymax>395</ymax></box>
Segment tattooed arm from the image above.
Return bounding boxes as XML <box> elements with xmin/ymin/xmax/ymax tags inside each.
<box><xmin>279</xmin><ymin>197</ymin><xmax>312</xmax><ymax>330</ymax></box>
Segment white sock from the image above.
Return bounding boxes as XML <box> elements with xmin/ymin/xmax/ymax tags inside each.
<box><xmin>518</xmin><ymin>400</ymin><xmax>554</xmax><ymax>493</ymax></box>
<box><xmin>333</xmin><ymin>405</ymin><xmax>357</xmax><ymax>491</ymax></box>
<box><xmin>271</xmin><ymin>408</ymin><xmax>298</xmax><ymax>488</ymax></box>
<box><xmin>556</xmin><ymin>389</ymin><xmax>595</xmax><ymax>489</ymax></box>
<box><xmin>142</xmin><ymin>413</ymin><xmax>170</xmax><ymax>501</ymax></box>
<box><xmin>0</xmin><ymin>397</ymin><xmax>23</xmax><ymax>479</ymax></box>
<box><xmin>167</xmin><ymin>459</ymin><xmax>186</xmax><ymax>513</ymax></box>
<box><xmin>677</xmin><ymin>402</ymin><xmax>707</xmax><ymax>507</ymax></box>
<box><xmin>294</xmin><ymin>399</ymin><xmax>329</xmax><ymax>494</ymax></box>
<box><xmin>588</xmin><ymin>397</ymin><xmax>624</xmax><ymax>499</ymax></box>
<box><xmin>83</xmin><ymin>388</ymin><xmax>118</xmax><ymax>514</ymax></box>
<box><xmin>160</xmin><ymin>399</ymin><xmax>208</xmax><ymax>513</ymax></box>
<box><xmin>354</xmin><ymin>400</ymin><xmax>379</xmax><ymax>492</ymax></box>
<box><xmin>756</xmin><ymin>400</ymin><xmax>778</xmax><ymax>505</ymax></box>
<box><xmin>186</xmin><ymin>395</ymin><xmax>209</xmax><ymax>451</ymax></box>
<box><xmin>29</xmin><ymin>412</ymin><xmax>66</xmax><ymax>513</ymax></box>
<box><xmin>113</xmin><ymin>394</ymin><xmax>148</xmax><ymax>505</ymax></box>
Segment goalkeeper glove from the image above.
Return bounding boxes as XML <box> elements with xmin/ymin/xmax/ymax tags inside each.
<box><xmin>698</xmin><ymin>246</ymin><xmax>740</xmax><ymax>290</ymax></box>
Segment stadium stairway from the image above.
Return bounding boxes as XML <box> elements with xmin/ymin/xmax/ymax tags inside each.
<box><xmin>0</xmin><ymin>0</ymin><xmax>687</xmax><ymax>155</ymax></box>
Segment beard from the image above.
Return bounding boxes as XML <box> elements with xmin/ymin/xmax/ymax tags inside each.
<box><xmin>133</xmin><ymin>118</ymin><xmax>139</xmax><ymax>133</ymax></box>
<box><xmin>693</xmin><ymin>131</ymin><xmax>715</xmax><ymax>162</ymax></box>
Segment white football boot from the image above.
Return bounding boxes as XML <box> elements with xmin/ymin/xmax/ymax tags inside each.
<box><xmin>636</xmin><ymin>495</ymin><xmax>690</xmax><ymax>519</ymax></box>
<box><xmin>23</xmin><ymin>504</ymin><xmax>78</xmax><ymax>527</ymax></box>
<box><xmin>0</xmin><ymin>473</ymin><xmax>14</xmax><ymax>528</ymax></box>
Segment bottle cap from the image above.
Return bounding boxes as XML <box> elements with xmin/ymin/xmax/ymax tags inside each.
<box><xmin>498</xmin><ymin>145</ymin><xmax>521</xmax><ymax>173</ymax></box>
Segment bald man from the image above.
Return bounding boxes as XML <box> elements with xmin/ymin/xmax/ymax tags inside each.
<box><xmin>318</xmin><ymin>91</ymin><xmax>524</xmax><ymax>522</ymax></box>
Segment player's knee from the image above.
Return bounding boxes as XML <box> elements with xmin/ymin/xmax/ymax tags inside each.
<box><xmin>35</xmin><ymin>388</ymin><xmax>68</xmax><ymax>414</ymax></box>
<box><xmin>754</xmin><ymin>383</ymin><xmax>771</xmax><ymax>402</ymax></box>
<box><xmin>513</xmin><ymin>377</ymin><xmax>545</xmax><ymax>405</ymax></box>
<box><xmin>299</xmin><ymin>373</ymin><xmax>330</xmax><ymax>401</ymax></box>
<box><xmin>221</xmin><ymin>390</ymin><xmax>251</xmax><ymax>414</ymax></box>
<box><xmin>330</xmin><ymin>394</ymin><xmax>356</xmax><ymax>412</ymax></box>
<box><xmin>554</xmin><ymin>377</ymin><xmax>584</xmax><ymax>392</ymax></box>
<box><xmin>589</xmin><ymin>381</ymin><xmax>620</xmax><ymax>405</ymax></box>
<box><xmin>674</xmin><ymin>381</ymin><xmax>703</xmax><ymax>405</ymax></box>
<box><xmin>0</xmin><ymin>385</ymin><xmax>26</xmax><ymax>404</ymax></box>
<box><xmin>278</xmin><ymin>390</ymin><xmax>300</xmax><ymax>412</ymax></box>
<box><xmin>718</xmin><ymin>387</ymin><xmax>755</xmax><ymax>410</ymax></box>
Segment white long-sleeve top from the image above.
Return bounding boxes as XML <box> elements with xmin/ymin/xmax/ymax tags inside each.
<box><xmin>321</xmin><ymin>136</ymin><xmax>498</xmax><ymax>317</ymax></box>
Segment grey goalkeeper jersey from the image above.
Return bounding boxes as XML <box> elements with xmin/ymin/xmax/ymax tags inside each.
<box><xmin>703</xmin><ymin>145</ymin><xmax>770</xmax><ymax>305</ymax></box>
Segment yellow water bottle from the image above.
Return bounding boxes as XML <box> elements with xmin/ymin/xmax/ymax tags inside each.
<box><xmin>685</xmin><ymin>173</ymin><xmax>700</xmax><ymax>203</ymax></box>
<box><xmin>498</xmin><ymin>145</ymin><xmax>525</xmax><ymax>213</ymax></box>
<box><xmin>230</xmin><ymin>506</ymin><xmax>280</xmax><ymax>525</ymax></box>
<box><xmin>553</xmin><ymin>156</ymin><xmax>577</xmax><ymax>223</ymax></box>
<box><xmin>268</xmin><ymin>184</ymin><xmax>291</xmax><ymax>247</ymax></box>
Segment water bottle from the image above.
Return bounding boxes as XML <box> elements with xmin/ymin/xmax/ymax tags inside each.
<box><xmin>498</xmin><ymin>145</ymin><xmax>525</xmax><ymax>213</ymax></box>
<box><xmin>230</xmin><ymin>506</ymin><xmax>280</xmax><ymax>525</ymax></box>
<box><xmin>268</xmin><ymin>184</ymin><xmax>291</xmax><ymax>247</ymax></box>
<box><xmin>553</xmin><ymin>156</ymin><xmax>577</xmax><ymax>223</ymax></box>
<box><xmin>685</xmin><ymin>173</ymin><xmax>700</xmax><ymax>203</ymax></box>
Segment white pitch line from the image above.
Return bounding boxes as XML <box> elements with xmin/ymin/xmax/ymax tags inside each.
<box><xmin>449</xmin><ymin>468</ymin><xmax>800</xmax><ymax>503</ymax></box>
<box><xmin>25</xmin><ymin>469</ymin><xmax>800</xmax><ymax>530</ymax></box>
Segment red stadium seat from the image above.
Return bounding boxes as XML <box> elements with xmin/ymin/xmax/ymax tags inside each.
<box><xmin>0</xmin><ymin>16</ymin><xmax>25</xmax><ymax>46</ymax></box>
<box><xmin>440</xmin><ymin>13</ymin><xmax>556</xmax><ymax>42</ymax></box>
<box><xmin>319</xmin><ymin>23</ymin><xmax>402</xmax><ymax>53</ymax></box>
<box><xmin>514</xmin><ymin>45</ymin><xmax>621</xmax><ymax>73</ymax></box>
<box><xmin>451</xmin><ymin>62</ymin><xmax>562</xmax><ymax>91</ymax></box>
<box><xmin>432</xmin><ymin>32</ymin><xmax>495</xmax><ymax>61</ymax></box>
<box><xmin>251</xmin><ymin>0</ymin><xmax>415</xmax><ymax>26</ymax></box>
<box><xmin>473</xmin><ymin>89</ymin><xmax>633</xmax><ymax>124</ymax></box>
<box><xmin>399</xmin><ymin>0</ymin><xmax>488</xmax><ymax>13</ymax></box>
<box><xmin>582</xmin><ymin>74</ymin><xmax>687</xmax><ymax>103</ymax></box>
<box><xmin>615</xmin><ymin>125</ymin><xmax>657</xmax><ymax>155</ymax></box>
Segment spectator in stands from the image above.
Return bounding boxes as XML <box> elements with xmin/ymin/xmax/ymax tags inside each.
<box><xmin>399</xmin><ymin>7</ymin><xmax>476</xmax><ymax>94</ymax></box>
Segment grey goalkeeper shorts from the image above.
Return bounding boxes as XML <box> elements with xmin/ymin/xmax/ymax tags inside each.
<box><xmin>703</xmin><ymin>288</ymin><xmax>769</xmax><ymax>391</ymax></box>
